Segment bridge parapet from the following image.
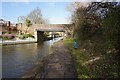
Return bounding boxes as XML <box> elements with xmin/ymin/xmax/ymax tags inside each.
<box><xmin>33</xmin><ymin>24</ymin><xmax>65</xmax><ymax>32</ymax></box>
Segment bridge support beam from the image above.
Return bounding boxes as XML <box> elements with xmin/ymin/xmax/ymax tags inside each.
<box><xmin>51</xmin><ymin>32</ymin><xmax>54</xmax><ymax>38</ymax></box>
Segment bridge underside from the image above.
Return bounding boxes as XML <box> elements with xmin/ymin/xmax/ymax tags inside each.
<box><xmin>33</xmin><ymin>24</ymin><xmax>67</xmax><ymax>42</ymax></box>
<box><xmin>36</xmin><ymin>29</ymin><xmax>64</xmax><ymax>32</ymax></box>
<box><xmin>35</xmin><ymin>29</ymin><xmax>64</xmax><ymax>42</ymax></box>
<box><xmin>37</xmin><ymin>31</ymin><xmax>46</xmax><ymax>42</ymax></box>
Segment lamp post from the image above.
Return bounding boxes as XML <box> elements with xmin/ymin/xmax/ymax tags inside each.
<box><xmin>0</xmin><ymin>19</ymin><xmax>4</xmax><ymax>26</ymax></box>
<box><xmin>0</xmin><ymin>19</ymin><xmax>5</xmax><ymax>35</ymax></box>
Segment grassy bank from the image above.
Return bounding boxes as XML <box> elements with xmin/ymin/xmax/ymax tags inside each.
<box><xmin>64</xmin><ymin>38</ymin><xmax>92</xmax><ymax>78</ymax></box>
<box><xmin>64</xmin><ymin>38</ymin><xmax>119</xmax><ymax>78</ymax></box>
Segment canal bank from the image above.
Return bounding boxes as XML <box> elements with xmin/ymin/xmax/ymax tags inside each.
<box><xmin>23</xmin><ymin>40</ymin><xmax>77</xmax><ymax>78</ymax></box>
<box><xmin>0</xmin><ymin>38</ymin><xmax>37</xmax><ymax>45</ymax></box>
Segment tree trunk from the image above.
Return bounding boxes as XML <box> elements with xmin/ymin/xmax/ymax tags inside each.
<box><xmin>25</xmin><ymin>26</ymin><xmax>29</xmax><ymax>34</ymax></box>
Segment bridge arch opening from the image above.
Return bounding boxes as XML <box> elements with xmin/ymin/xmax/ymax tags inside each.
<box><xmin>32</xmin><ymin>24</ymin><xmax>72</xmax><ymax>42</ymax></box>
<box><xmin>34</xmin><ymin>30</ymin><xmax>65</xmax><ymax>42</ymax></box>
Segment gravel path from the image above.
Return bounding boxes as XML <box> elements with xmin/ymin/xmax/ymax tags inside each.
<box><xmin>23</xmin><ymin>40</ymin><xmax>77</xmax><ymax>78</ymax></box>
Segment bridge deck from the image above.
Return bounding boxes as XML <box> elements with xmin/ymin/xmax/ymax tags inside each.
<box><xmin>33</xmin><ymin>24</ymin><xmax>68</xmax><ymax>32</ymax></box>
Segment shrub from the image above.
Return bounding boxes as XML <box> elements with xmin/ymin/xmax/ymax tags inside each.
<box><xmin>54</xmin><ymin>32</ymin><xmax>59</xmax><ymax>35</ymax></box>
<box><xmin>24</xmin><ymin>34</ymin><xmax>34</xmax><ymax>38</ymax></box>
<box><xmin>44</xmin><ymin>32</ymin><xmax>49</xmax><ymax>37</ymax></box>
<box><xmin>19</xmin><ymin>34</ymin><xmax>34</xmax><ymax>39</ymax></box>
<box><xmin>2</xmin><ymin>32</ymin><xmax>9</xmax><ymax>34</ymax></box>
<box><xmin>27</xmin><ymin>34</ymin><xmax>34</xmax><ymax>38</ymax></box>
<box><xmin>0</xmin><ymin>35</ymin><xmax>2</xmax><ymax>38</ymax></box>
<box><xmin>2</xmin><ymin>34</ymin><xmax>15</xmax><ymax>40</ymax></box>
<box><xmin>19</xmin><ymin>35</ymin><xmax>25</xmax><ymax>39</ymax></box>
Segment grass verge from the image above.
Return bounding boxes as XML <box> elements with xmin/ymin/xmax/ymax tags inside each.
<box><xmin>63</xmin><ymin>38</ymin><xmax>92</xmax><ymax>78</ymax></box>
<box><xmin>64</xmin><ymin>38</ymin><xmax>119</xmax><ymax>78</ymax></box>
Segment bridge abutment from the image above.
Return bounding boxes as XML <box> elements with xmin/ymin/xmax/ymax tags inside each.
<box><xmin>34</xmin><ymin>30</ymin><xmax>46</xmax><ymax>42</ymax></box>
<box><xmin>37</xmin><ymin>31</ymin><xmax>46</xmax><ymax>42</ymax></box>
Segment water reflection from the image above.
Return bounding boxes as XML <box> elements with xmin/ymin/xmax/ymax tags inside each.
<box><xmin>2</xmin><ymin>37</ymin><xmax>62</xmax><ymax>78</ymax></box>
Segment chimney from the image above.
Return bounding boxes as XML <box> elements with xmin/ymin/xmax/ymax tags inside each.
<box><xmin>7</xmin><ymin>21</ymin><xmax>11</xmax><ymax>27</ymax></box>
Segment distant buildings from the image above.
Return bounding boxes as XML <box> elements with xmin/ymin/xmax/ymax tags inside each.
<box><xmin>0</xmin><ymin>19</ymin><xmax>17</xmax><ymax>34</ymax></box>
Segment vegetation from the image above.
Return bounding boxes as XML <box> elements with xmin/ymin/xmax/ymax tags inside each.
<box><xmin>18</xmin><ymin>7</ymin><xmax>49</xmax><ymax>24</ymax></box>
<box><xmin>66</xmin><ymin>2</ymin><xmax>120</xmax><ymax>78</ymax></box>
<box><xmin>27</xmin><ymin>7</ymin><xmax>49</xmax><ymax>24</ymax></box>
<box><xmin>17</xmin><ymin>7</ymin><xmax>49</xmax><ymax>38</ymax></box>
<box><xmin>64</xmin><ymin>38</ymin><xmax>91</xmax><ymax>78</ymax></box>
<box><xmin>18</xmin><ymin>33</ymin><xmax>34</xmax><ymax>39</ymax></box>
<box><xmin>2</xmin><ymin>34</ymin><xmax>15</xmax><ymax>40</ymax></box>
<box><xmin>44</xmin><ymin>32</ymin><xmax>50</xmax><ymax>37</ymax></box>
<box><xmin>25</xmin><ymin>18</ymin><xmax>32</xmax><ymax>34</ymax></box>
<box><xmin>54</xmin><ymin>32</ymin><xmax>60</xmax><ymax>36</ymax></box>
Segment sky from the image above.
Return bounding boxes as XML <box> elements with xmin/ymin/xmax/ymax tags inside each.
<box><xmin>1</xmin><ymin>2</ymin><xmax>71</xmax><ymax>24</ymax></box>
<box><xmin>1</xmin><ymin>0</ymin><xmax>120</xmax><ymax>24</ymax></box>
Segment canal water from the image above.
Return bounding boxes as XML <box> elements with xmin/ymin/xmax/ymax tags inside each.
<box><xmin>2</xmin><ymin>37</ymin><xmax>62</xmax><ymax>78</ymax></box>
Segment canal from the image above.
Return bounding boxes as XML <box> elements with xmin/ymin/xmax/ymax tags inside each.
<box><xmin>2</xmin><ymin>37</ymin><xmax>62</xmax><ymax>78</ymax></box>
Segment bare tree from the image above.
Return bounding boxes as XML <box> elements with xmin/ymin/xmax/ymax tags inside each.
<box><xmin>18</xmin><ymin>16</ymin><xmax>26</xmax><ymax>23</ymax></box>
<box><xmin>27</xmin><ymin>7</ymin><xmax>45</xmax><ymax>24</ymax></box>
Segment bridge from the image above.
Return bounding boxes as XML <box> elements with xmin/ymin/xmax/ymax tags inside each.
<box><xmin>34</xmin><ymin>24</ymin><xmax>65</xmax><ymax>32</ymax></box>
<box><xmin>32</xmin><ymin>24</ymin><xmax>72</xmax><ymax>42</ymax></box>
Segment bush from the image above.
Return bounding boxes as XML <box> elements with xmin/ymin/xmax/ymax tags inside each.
<box><xmin>54</xmin><ymin>32</ymin><xmax>59</xmax><ymax>35</ymax></box>
<box><xmin>2</xmin><ymin>34</ymin><xmax>15</xmax><ymax>40</ymax></box>
<box><xmin>2</xmin><ymin>32</ymin><xmax>9</xmax><ymax>34</ymax></box>
<box><xmin>18</xmin><ymin>35</ymin><xmax>25</xmax><ymax>39</ymax></box>
<box><xmin>0</xmin><ymin>35</ymin><xmax>2</xmax><ymax>38</ymax></box>
<box><xmin>44</xmin><ymin>32</ymin><xmax>49</xmax><ymax>37</ymax></box>
<box><xmin>27</xmin><ymin>34</ymin><xmax>34</xmax><ymax>38</ymax></box>
<box><xmin>19</xmin><ymin>34</ymin><xmax>34</xmax><ymax>39</ymax></box>
<box><xmin>25</xmin><ymin>34</ymin><xmax>34</xmax><ymax>38</ymax></box>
